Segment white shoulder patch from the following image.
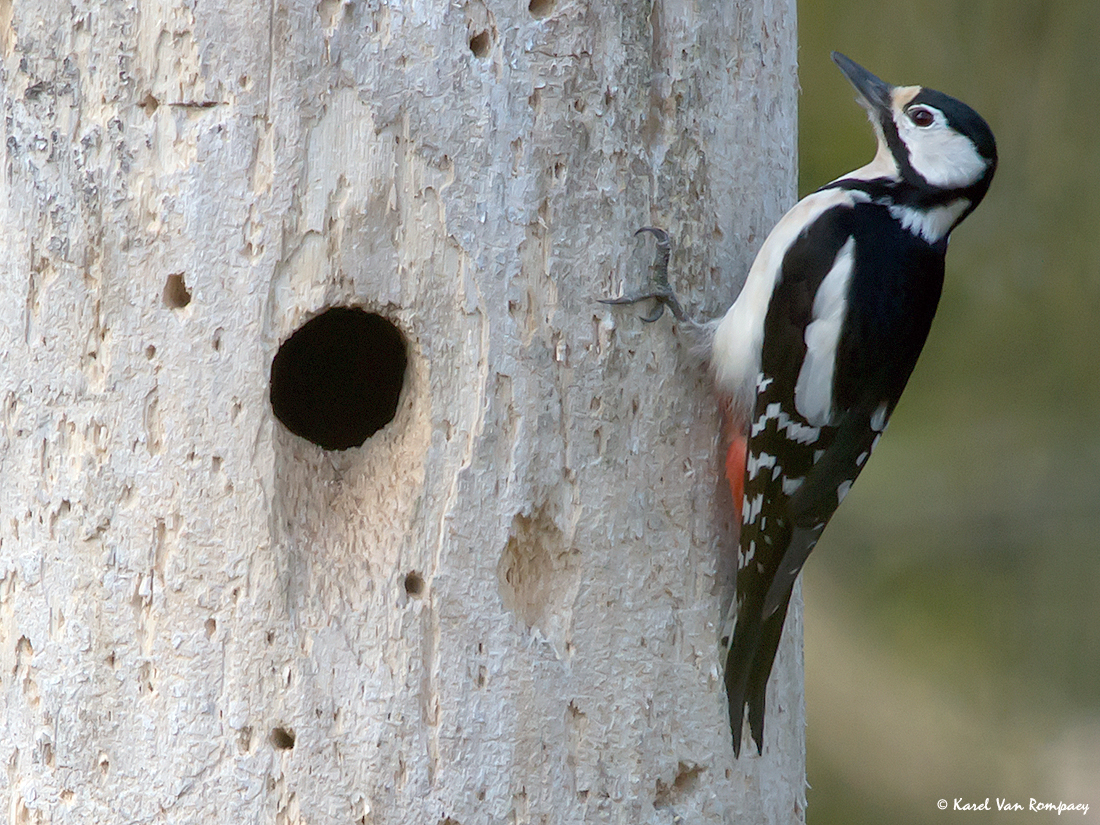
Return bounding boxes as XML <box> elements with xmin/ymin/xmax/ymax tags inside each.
<box><xmin>794</xmin><ymin>236</ymin><xmax>856</xmax><ymax>426</ymax></box>
<box><xmin>712</xmin><ymin>188</ymin><xmax>867</xmax><ymax>414</ymax></box>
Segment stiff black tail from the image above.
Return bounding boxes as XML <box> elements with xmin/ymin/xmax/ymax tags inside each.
<box><xmin>724</xmin><ymin>593</ymin><xmax>793</xmax><ymax>757</ymax></box>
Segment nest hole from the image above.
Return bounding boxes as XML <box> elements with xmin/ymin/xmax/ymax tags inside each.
<box><xmin>270</xmin><ymin>307</ymin><xmax>407</xmax><ymax>451</ymax></box>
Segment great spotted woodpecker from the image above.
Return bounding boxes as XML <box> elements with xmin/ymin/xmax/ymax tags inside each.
<box><xmin>602</xmin><ymin>53</ymin><xmax>996</xmax><ymax>756</ymax></box>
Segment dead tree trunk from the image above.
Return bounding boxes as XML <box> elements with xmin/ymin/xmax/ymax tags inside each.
<box><xmin>0</xmin><ymin>0</ymin><xmax>801</xmax><ymax>821</ymax></box>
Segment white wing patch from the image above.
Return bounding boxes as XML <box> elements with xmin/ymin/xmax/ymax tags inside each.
<box><xmin>794</xmin><ymin>237</ymin><xmax>856</xmax><ymax>427</ymax></box>
<box><xmin>711</xmin><ymin>188</ymin><xmax>869</xmax><ymax>414</ymax></box>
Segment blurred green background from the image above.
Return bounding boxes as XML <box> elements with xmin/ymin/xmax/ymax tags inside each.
<box><xmin>798</xmin><ymin>2</ymin><xmax>1100</xmax><ymax>822</ymax></box>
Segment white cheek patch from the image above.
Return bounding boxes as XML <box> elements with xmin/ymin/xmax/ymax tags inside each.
<box><xmin>896</xmin><ymin>107</ymin><xmax>989</xmax><ymax>190</ymax></box>
<box><xmin>795</xmin><ymin>236</ymin><xmax>856</xmax><ymax>427</ymax></box>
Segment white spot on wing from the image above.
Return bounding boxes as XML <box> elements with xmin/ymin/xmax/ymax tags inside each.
<box><xmin>744</xmin><ymin>494</ymin><xmax>763</xmax><ymax>524</ymax></box>
<box><xmin>747</xmin><ymin>451</ymin><xmax>776</xmax><ymax>479</ymax></box>
<box><xmin>782</xmin><ymin>476</ymin><xmax>803</xmax><ymax>495</ymax></box>
<box><xmin>751</xmin><ymin>402</ymin><xmax>783</xmax><ymax>437</ymax></box>
<box><xmin>795</xmin><ymin>237</ymin><xmax>856</xmax><ymax>426</ymax></box>
<box><xmin>776</xmin><ymin>409</ymin><xmax>821</xmax><ymax>445</ymax></box>
<box><xmin>751</xmin><ymin>403</ymin><xmax>822</xmax><ymax>443</ymax></box>
<box><xmin>837</xmin><ymin>479</ymin><xmax>853</xmax><ymax>503</ymax></box>
<box><xmin>870</xmin><ymin>402</ymin><xmax>889</xmax><ymax>432</ymax></box>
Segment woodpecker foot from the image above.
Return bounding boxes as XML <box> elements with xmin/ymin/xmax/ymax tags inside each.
<box><xmin>600</xmin><ymin>227</ymin><xmax>686</xmax><ymax>323</ymax></box>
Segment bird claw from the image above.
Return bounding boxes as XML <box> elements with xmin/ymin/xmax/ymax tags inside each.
<box><xmin>599</xmin><ymin>287</ymin><xmax>683</xmax><ymax>322</ymax></box>
<box><xmin>599</xmin><ymin>227</ymin><xmax>686</xmax><ymax>322</ymax></box>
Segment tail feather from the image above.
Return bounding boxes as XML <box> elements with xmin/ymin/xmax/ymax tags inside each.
<box><xmin>724</xmin><ymin>593</ymin><xmax>793</xmax><ymax>757</ymax></box>
<box><xmin>724</xmin><ymin>610</ymin><xmax>759</xmax><ymax>758</ymax></box>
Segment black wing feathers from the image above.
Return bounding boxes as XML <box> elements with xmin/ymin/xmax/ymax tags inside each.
<box><xmin>759</xmin><ymin>207</ymin><xmax>856</xmax><ymax>382</ymax></box>
<box><xmin>834</xmin><ymin>205</ymin><xmax>945</xmax><ymax>413</ymax></box>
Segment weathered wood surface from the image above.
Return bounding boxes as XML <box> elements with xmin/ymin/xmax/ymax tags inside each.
<box><xmin>0</xmin><ymin>1</ymin><xmax>801</xmax><ymax>821</ymax></box>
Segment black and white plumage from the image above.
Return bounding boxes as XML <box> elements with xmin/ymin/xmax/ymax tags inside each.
<box><xmin>603</xmin><ymin>53</ymin><xmax>996</xmax><ymax>757</ymax></box>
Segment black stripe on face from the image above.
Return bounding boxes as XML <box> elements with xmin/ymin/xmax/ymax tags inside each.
<box><xmin>878</xmin><ymin>91</ymin><xmax>926</xmax><ymax>188</ymax></box>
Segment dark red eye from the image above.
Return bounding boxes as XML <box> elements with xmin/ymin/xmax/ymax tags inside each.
<box><xmin>909</xmin><ymin>107</ymin><xmax>935</xmax><ymax>127</ymax></box>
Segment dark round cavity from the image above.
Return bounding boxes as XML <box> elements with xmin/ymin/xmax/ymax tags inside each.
<box><xmin>404</xmin><ymin>571</ymin><xmax>425</xmax><ymax>597</ymax></box>
<box><xmin>270</xmin><ymin>307</ymin><xmax>407</xmax><ymax>451</ymax></box>
<box><xmin>270</xmin><ymin>727</ymin><xmax>295</xmax><ymax>750</ymax></box>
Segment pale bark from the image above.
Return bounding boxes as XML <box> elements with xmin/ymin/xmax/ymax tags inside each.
<box><xmin>0</xmin><ymin>0</ymin><xmax>801</xmax><ymax>822</ymax></box>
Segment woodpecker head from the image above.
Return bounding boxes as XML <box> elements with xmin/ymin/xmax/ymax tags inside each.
<box><xmin>831</xmin><ymin>52</ymin><xmax>997</xmax><ymax>210</ymax></box>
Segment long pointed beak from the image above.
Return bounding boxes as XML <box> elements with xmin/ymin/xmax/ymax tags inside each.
<box><xmin>831</xmin><ymin>52</ymin><xmax>894</xmax><ymax>114</ymax></box>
